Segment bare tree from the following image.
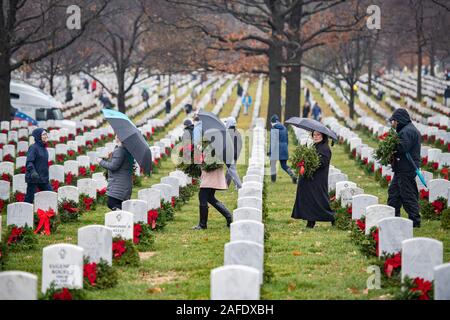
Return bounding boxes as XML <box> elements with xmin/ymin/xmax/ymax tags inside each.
<box><xmin>0</xmin><ymin>0</ymin><xmax>108</xmax><ymax>120</ymax></box>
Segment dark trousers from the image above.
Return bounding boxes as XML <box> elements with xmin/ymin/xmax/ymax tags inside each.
<box><xmin>107</xmin><ymin>196</ymin><xmax>123</xmax><ymax>211</ymax></box>
<box><xmin>199</xmin><ymin>188</ymin><xmax>220</xmax><ymax>207</ymax></box>
<box><xmin>387</xmin><ymin>173</ymin><xmax>421</xmax><ymax>225</ymax></box>
<box><xmin>25</xmin><ymin>183</ymin><xmax>52</xmax><ymax>204</ymax></box>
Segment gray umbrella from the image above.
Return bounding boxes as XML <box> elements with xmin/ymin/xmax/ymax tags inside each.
<box><xmin>197</xmin><ymin>110</ymin><xmax>235</xmax><ymax>165</ymax></box>
<box><xmin>102</xmin><ymin>109</ymin><xmax>152</xmax><ymax>174</ymax></box>
<box><xmin>285</xmin><ymin>117</ymin><xmax>338</xmax><ymax>141</ymax></box>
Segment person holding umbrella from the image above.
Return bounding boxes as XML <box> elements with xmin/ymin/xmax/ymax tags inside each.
<box><xmin>291</xmin><ymin>131</ymin><xmax>335</xmax><ymax>228</ymax></box>
<box><xmin>387</xmin><ymin>108</ymin><xmax>421</xmax><ymax>228</ymax></box>
<box><xmin>286</xmin><ymin>117</ymin><xmax>338</xmax><ymax>228</ymax></box>
<box><xmin>97</xmin><ymin>136</ymin><xmax>135</xmax><ymax>210</ymax></box>
<box><xmin>224</xmin><ymin>117</ymin><xmax>242</xmax><ymax>190</ymax></box>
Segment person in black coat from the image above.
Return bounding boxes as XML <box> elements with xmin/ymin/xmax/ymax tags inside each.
<box><xmin>302</xmin><ymin>102</ymin><xmax>311</xmax><ymax>118</ymax></box>
<box><xmin>165</xmin><ymin>99</ymin><xmax>171</xmax><ymax>114</ymax></box>
<box><xmin>291</xmin><ymin>131</ymin><xmax>335</xmax><ymax>228</ymax></box>
<box><xmin>387</xmin><ymin>108</ymin><xmax>422</xmax><ymax>228</ymax></box>
<box><xmin>444</xmin><ymin>86</ymin><xmax>450</xmax><ymax>107</ymax></box>
<box><xmin>25</xmin><ymin>128</ymin><xmax>52</xmax><ymax>203</ymax></box>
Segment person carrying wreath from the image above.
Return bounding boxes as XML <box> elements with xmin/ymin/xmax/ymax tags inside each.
<box><xmin>192</xmin><ymin>142</ymin><xmax>232</xmax><ymax>230</ymax></box>
<box><xmin>291</xmin><ymin>131</ymin><xmax>335</xmax><ymax>228</ymax></box>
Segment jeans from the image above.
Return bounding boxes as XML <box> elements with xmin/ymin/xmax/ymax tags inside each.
<box><xmin>225</xmin><ymin>163</ymin><xmax>242</xmax><ymax>189</ymax></box>
<box><xmin>25</xmin><ymin>183</ymin><xmax>53</xmax><ymax>204</ymax></box>
<box><xmin>107</xmin><ymin>196</ymin><xmax>123</xmax><ymax>211</ymax></box>
<box><xmin>270</xmin><ymin>160</ymin><xmax>296</xmax><ymax>180</ymax></box>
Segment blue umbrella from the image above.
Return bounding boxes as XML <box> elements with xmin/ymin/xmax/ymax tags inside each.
<box><xmin>406</xmin><ymin>152</ymin><xmax>427</xmax><ymax>188</ymax></box>
<box><xmin>102</xmin><ymin>109</ymin><xmax>152</xmax><ymax>174</ymax></box>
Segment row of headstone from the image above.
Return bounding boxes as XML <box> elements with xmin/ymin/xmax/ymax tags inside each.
<box><xmin>211</xmin><ymin>118</ymin><xmax>266</xmax><ymax>300</ymax></box>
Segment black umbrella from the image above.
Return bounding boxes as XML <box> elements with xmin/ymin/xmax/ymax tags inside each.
<box><xmin>102</xmin><ymin>109</ymin><xmax>152</xmax><ymax>174</ymax></box>
<box><xmin>197</xmin><ymin>110</ymin><xmax>235</xmax><ymax>165</ymax></box>
<box><xmin>285</xmin><ymin>117</ymin><xmax>338</xmax><ymax>141</ymax></box>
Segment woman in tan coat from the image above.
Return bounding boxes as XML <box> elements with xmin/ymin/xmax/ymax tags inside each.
<box><xmin>193</xmin><ymin>166</ymin><xmax>233</xmax><ymax>230</ymax></box>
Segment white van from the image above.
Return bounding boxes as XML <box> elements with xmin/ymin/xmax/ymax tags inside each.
<box><xmin>10</xmin><ymin>80</ymin><xmax>64</xmax><ymax>121</ymax></box>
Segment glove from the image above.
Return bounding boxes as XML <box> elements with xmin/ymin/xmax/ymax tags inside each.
<box><xmin>31</xmin><ymin>171</ymin><xmax>40</xmax><ymax>180</ymax></box>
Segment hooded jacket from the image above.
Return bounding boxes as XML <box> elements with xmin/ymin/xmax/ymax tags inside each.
<box><xmin>390</xmin><ymin>109</ymin><xmax>421</xmax><ymax>174</ymax></box>
<box><xmin>269</xmin><ymin>116</ymin><xmax>289</xmax><ymax>161</ymax></box>
<box><xmin>26</xmin><ymin>128</ymin><xmax>49</xmax><ymax>184</ymax></box>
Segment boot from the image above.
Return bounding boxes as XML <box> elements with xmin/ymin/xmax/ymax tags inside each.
<box><xmin>212</xmin><ymin>202</ymin><xmax>233</xmax><ymax>227</ymax></box>
<box><xmin>306</xmin><ymin>221</ymin><xmax>316</xmax><ymax>228</ymax></box>
<box><xmin>193</xmin><ymin>205</ymin><xmax>208</xmax><ymax>230</ymax></box>
<box><xmin>271</xmin><ymin>174</ymin><xmax>277</xmax><ymax>182</ymax></box>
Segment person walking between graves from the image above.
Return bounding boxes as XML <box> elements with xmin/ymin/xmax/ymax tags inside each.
<box><xmin>91</xmin><ymin>79</ymin><xmax>97</xmax><ymax>92</ymax></box>
<box><xmin>98</xmin><ymin>136</ymin><xmax>134</xmax><ymax>210</ymax></box>
<box><xmin>225</xmin><ymin>117</ymin><xmax>242</xmax><ymax>190</ymax></box>
<box><xmin>83</xmin><ymin>78</ymin><xmax>90</xmax><ymax>93</ymax></box>
<box><xmin>165</xmin><ymin>98</ymin><xmax>172</xmax><ymax>114</ymax></box>
<box><xmin>302</xmin><ymin>102</ymin><xmax>311</xmax><ymax>118</ymax></box>
<box><xmin>291</xmin><ymin>131</ymin><xmax>335</xmax><ymax>228</ymax></box>
<box><xmin>142</xmin><ymin>88</ymin><xmax>150</xmax><ymax>107</ymax></box>
<box><xmin>193</xmin><ymin>158</ymin><xmax>232</xmax><ymax>230</ymax></box>
<box><xmin>444</xmin><ymin>86</ymin><xmax>450</xmax><ymax>107</ymax></box>
<box><xmin>268</xmin><ymin>115</ymin><xmax>297</xmax><ymax>184</ymax></box>
<box><xmin>25</xmin><ymin>128</ymin><xmax>52</xmax><ymax>203</ymax></box>
<box><xmin>184</xmin><ymin>103</ymin><xmax>193</xmax><ymax>115</ymax></box>
<box><xmin>211</xmin><ymin>87</ymin><xmax>218</xmax><ymax>105</ymax></box>
<box><xmin>237</xmin><ymin>82</ymin><xmax>243</xmax><ymax>97</ymax></box>
<box><xmin>387</xmin><ymin>108</ymin><xmax>422</xmax><ymax>228</ymax></box>
<box><xmin>183</xmin><ymin>118</ymin><xmax>195</xmax><ymax>144</ymax></box>
<box><xmin>242</xmin><ymin>93</ymin><xmax>252</xmax><ymax>115</ymax></box>
<box><xmin>312</xmin><ymin>102</ymin><xmax>322</xmax><ymax>121</ymax></box>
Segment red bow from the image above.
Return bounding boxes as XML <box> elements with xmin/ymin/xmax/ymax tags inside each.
<box><xmin>51</xmin><ymin>180</ymin><xmax>60</xmax><ymax>192</ymax></box>
<box><xmin>34</xmin><ymin>208</ymin><xmax>55</xmax><ymax>235</ymax></box>
<box><xmin>133</xmin><ymin>224</ymin><xmax>143</xmax><ymax>244</ymax></box>
<box><xmin>63</xmin><ymin>202</ymin><xmax>79</xmax><ymax>214</ymax></box>
<box><xmin>90</xmin><ymin>164</ymin><xmax>97</xmax><ymax>172</ymax></box>
<box><xmin>346</xmin><ymin>207</ymin><xmax>352</xmax><ymax>215</ymax></box>
<box><xmin>83</xmin><ymin>197</ymin><xmax>94</xmax><ymax>211</ymax></box>
<box><xmin>56</xmin><ymin>154</ymin><xmax>65</xmax><ymax>163</ymax></box>
<box><xmin>97</xmin><ymin>188</ymin><xmax>107</xmax><ymax>196</ymax></box>
<box><xmin>18</xmin><ymin>151</ymin><xmax>27</xmax><ymax>157</ymax></box>
<box><xmin>15</xmin><ymin>192</ymin><xmax>25</xmax><ymax>202</ymax></box>
<box><xmin>79</xmin><ymin>167</ymin><xmax>87</xmax><ymax>176</ymax></box>
<box><xmin>53</xmin><ymin>288</ymin><xmax>73</xmax><ymax>300</ymax></box>
<box><xmin>0</xmin><ymin>199</ymin><xmax>5</xmax><ymax>211</ymax></box>
<box><xmin>65</xmin><ymin>173</ymin><xmax>74</xmax><ymax>185</ymax></box>
<box><xmin>83</xmin><ymin>263</ymin><xmax>97</xmax><ymax>286</ymax></box>
<box><xmin>67</xmin><ymin>150</ymin><xmax>75</xmax><ymax>157</ymax></box>
<box><xmin>1</xmin><ymin>173</ymin><xmax>11</xmax><ymax>182</ymax></box>
<box><xmin>384</xmin><ymin>252</ymin><xmax>401</xmax><ymax>278</ymax></box>
<box><xmin>411</xmin><ymin>278</ymin><xmax>433</xmax><ymax>300</ymax></box>
<box><xmin>371</xmin><ymin>228</ymin><xmax>379</xmax><ymax>256</ymax></box>
<box><xmin>419</xmin><ymin>189</ymin><xmax>429</xmax><ymax>200</ymax></box>
<box><xmin>20</xmin><ymin>166</ymin><xmax>26</xmax><ymax>174</ymax></box>
<box><xmin>48</xmin><ymin>161</ymin><xmax>54</xmax><ymax>166</ymax></box>
<box><xmin>356</xmin><ymin>219</ymin><xmax>365</xmax><ymax>232</ymax></box>
<box><xmin>8</xmin><ymin>226</ymin><xmax>24</xmax><ymax>244</ymax></box>
<box><xmin>171</xmin><ymin>197</ymin><xmax>176</xmax><ymax>208</ymax></box>
<box><xmin>147</xmin><ymin>209</ymin><xmax>159</xmax><ymax>229</ymax></box>
<box><xmin>432</xmin><ymin>200</ymin><xmax>444</xmax><ymax>214</ymax></box>
<box><xmin>113</xmin><ymin>240</ymin><xmax>126</xmax><ymax>258</ymax></box>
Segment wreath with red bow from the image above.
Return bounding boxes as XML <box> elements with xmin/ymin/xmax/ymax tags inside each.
<box><xmin>112</xmin><ymin>237</ymin><xmax>139</xmax><ymax>267</ymax></box>
<box><xmin>83</xmin><ymin>258</ymin><xmax>118</xmax><ymax>290</ymax></box>
<box><xmin>58</xmin><ymin>200</ymin><xmax>82</xmax><ymax>223</ymax></box>
<box><xmin>4</xmin><ymin>225</ymin><xmax>37</xmax><ymax>250</ymax></box>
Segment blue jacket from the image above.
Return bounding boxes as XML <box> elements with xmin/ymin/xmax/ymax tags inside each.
<box><xmin>242</xmin><ymin>95</ymin><xmax>252</xmax><ymax>106</ymax></box>
<box><xmin>26</xmin><ymin>128</ymin><xmax>49</xmax><ymax>184</ymax></box>
<box><xmin>269</xmin><ymin>122</ymin><xmax>289</xmax><ymax>161</ymax></box>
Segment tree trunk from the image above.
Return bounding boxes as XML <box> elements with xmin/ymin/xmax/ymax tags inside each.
<box><xmin>349</xmin><ymin>85</ymin><xmax>355</xmax><ymax>120</ymax></box>
<box><xmin>368</xmin><ymin>49</ymin><xmax>374</xmax><ymax>96</ymax></box>
<box><xmin>285</xmin><ymin>66</ymin><xmax>301</xmax><ymax>120</ymax></box>
<box><xmin>49</xmin><ymin>57</ymin><xmax>55</xmax><ymax>96</ymax></box>
<box><xmin>0</xmin><ymin>53</ymin><xmax>11</xmax><ymax>121</ymax></box>
<box><xmin>417</xmin><ymin>46</ymin><xmax>423</xmax><ymax>101</ymax></box>
<box><xmin>117</xmin><ymin>70</ymin><xmax>126</xmax><ymax>113</ymax></box>
<box><xmin>430</xmin><ymin>43</ymin><xmax>436</xmax><ymax>77</ymax></box>
<box><xmin>266</xmin><ymin>44</ymin><xmax>283</xmax><ymax>128</ymax></box>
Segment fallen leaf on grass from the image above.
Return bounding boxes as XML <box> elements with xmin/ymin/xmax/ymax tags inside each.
<box><xmin>148</xmin><ymin>287</ymin><xmax>164</xmax><ymax>294</ymax></box>
<box><xmin>288</xmin><ymin>283</ymin><xmax>296</xmax><ymax>292</ymax></box>
<box><xmin>347</xmin><ymin>287</ymin><xmax>359</xmax><ymax>295</ymax></box>
<box><xmin>203</xmin><ymin>237</ymin><xmax>209</xmax><ymax>242</ymax></box>
<box><xmin>292</xmin><ymin>251</ymin><xmax>302</xmax><ymax>256</ymax></box>
<box><xmin>363</xmin><ymin>288</ymin><xmax>369</xmax><ymax>295</ymax></box>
